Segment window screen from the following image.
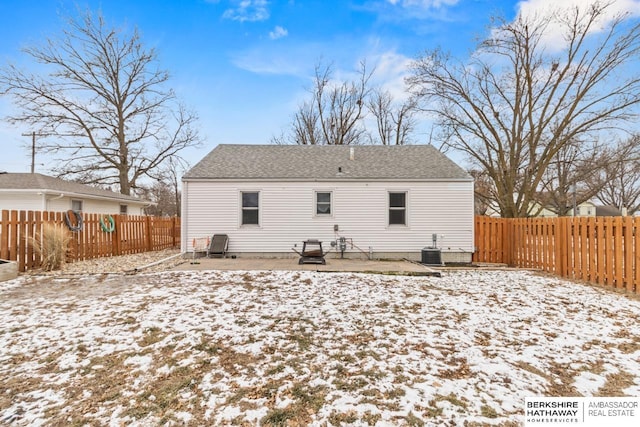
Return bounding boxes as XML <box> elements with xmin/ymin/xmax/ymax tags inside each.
<box><xmin>389</xmin><ymin>192</ymin><xmax>406</xmax><ymax>225</ymax></box>
<box><xmin>242</xmin><ymin>192</ymin><xmax>259</xmax><ymax>225</ymax></box>
<box><xmin>316</xmin><ymin>192</ymin><xmax>332</xmax><ymax>215</ymax></box>
<box><xmin>71</xmin><ymin>200</ymin><xmax>83</xmax><ymax>212</ymax></box>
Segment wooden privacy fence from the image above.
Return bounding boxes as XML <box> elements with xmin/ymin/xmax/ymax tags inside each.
<box><xmin>474</xmin><ymin>215</ymin><xmax>640</xmax><ymax>294</ymax></box>
<box><xmin>0</xmin><ymin>210</ymin><xmax>180</xmax><ymax>272</ymax></box>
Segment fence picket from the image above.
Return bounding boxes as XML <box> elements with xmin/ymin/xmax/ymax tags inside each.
<box><xmin>473</xmin><ymin>215</ymin><xmax>639</xmax><ymax>295</ymax></box>
<box><xmin>0</xmin><ymin>209</ymin><xmax>180</xmax><ymax>272</ymax></box>
<box><xmin>623</xmin><ymin>216</ymin><xmax>634</xmax><ymax>292</ymax></box>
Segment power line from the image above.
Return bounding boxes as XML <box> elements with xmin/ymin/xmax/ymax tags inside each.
<box><xmin>21</xmin><ymin>131</ymin><xmax>83</xmax><ymax>173</ymax></box>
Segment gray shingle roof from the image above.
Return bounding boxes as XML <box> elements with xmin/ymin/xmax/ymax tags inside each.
<box><xmin>595</xmin><ymin>205</ymin><xmax>622</xmax><ymax>217</ymax></box>
<box><xmin>184</xmin><ymin>144</ymin><xmax>472</xmax><ymax>181</ymax></box>
<box><xmin>0</xmin><ymin>172</ymin><xmax>148</xmax><ymax>203</ymax></box>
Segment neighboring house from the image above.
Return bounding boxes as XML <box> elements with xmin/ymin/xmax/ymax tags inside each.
<box><xmin>595</xmin><ymin>205</ymin><xmax>626</xmax><ymax>217</ymax></box>
<box><xmin>485</xmin><ymin>200</ymin><xmax>558</xmax><ymax>218</ymax></box>
<box><xmin>181</xmin><ymin>144</ymin><xmax>475</xmax><ymax>263</ymax></box>
<box><xmin>0</xmin><ymin>172</ymin><xmax>151</xmax><ymax>215</ymax></box>
<box><xmin>486</xmin><ymin>198</ymin><xmax>624</xmax><ymax>218</ymax></box>
<box><xmin>570</xmin><ymin>201</ymin><xmax>597</xmax><ymax>217</ymax></box>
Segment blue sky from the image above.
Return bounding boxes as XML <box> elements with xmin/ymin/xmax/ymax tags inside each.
<box><xmin>0</xmin><ymin>0</ymin><xmax>637</xmax><ymax>174</ymax></box>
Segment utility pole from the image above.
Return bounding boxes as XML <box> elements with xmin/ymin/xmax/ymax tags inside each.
<box><xmin>21</xmin><ymin>131</ymin><xmax>45</xmax><ymax>174</ymax></box>
<box><xmin>21</xmin><ymin>131</ymin><xmax>84</xmax><ymax>173</ymax></box>
<box><xmin>30</xmin><ymin>131</ymin><xmax>35</xmax><ymax>173</ymax></box>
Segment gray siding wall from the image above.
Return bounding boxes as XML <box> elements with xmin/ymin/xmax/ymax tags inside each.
<box><xmin>182</xmin><ymin>180</ymin><xmax>474</xmax><ymax>259</ymax></box>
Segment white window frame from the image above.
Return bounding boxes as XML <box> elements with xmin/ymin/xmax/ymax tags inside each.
<box><xmin>240</xmin><ymin>191</ymin><xmax>260</xmax><ymax>227</ymax></box>
<box><xmin>71</xmin><ymin>199</ymin><xmax>83</xmax><ymax>212</ymax></box>
<box><xmin>388</xmin><ymin>191</ymin><xmax>408</xmax><ymax>227</ymax></box>
<box><xmin>120</xmin><ymin>204</ymin><xmax>128</xmax><ymax>215</ymax></box>
<box><xmin>314</xmin><ymin>190</ymin><xmax>333</xmax><ymax>217</ymax></box>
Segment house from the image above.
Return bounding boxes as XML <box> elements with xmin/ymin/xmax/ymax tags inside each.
<box><xmin>525</xmin><ymin>200</ymin><xmax>599</xmax><ymax>218</ymax></box>
<box><xmin>486</xmin><ymin>198</ymin><xmax>625</xmax><ymax>218</ymax></box>
<box><xmin>595</xmin><ymin>205</ymin><xmax>626</xmax><ymax>217</ymax></box>
<box><xmin>571</xmin><ymin>201</ymin><xmax>597</xmax><ymax>217</ymax></box>
<box><xmin>0</xmin><ymin>172</ymin><xmax>151</xmax><ymax>215</ymax></box>
<box><xmin>483</xmin><ymin>199</ymin><xmax>557</xmax><ymax>218</ymax></box>
<box><xmin>181</xmin><ymin>144</ymin><xmax>475</xmax><ymax>263</ymax></box>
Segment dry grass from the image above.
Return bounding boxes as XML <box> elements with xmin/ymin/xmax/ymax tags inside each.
<box><xmin>29</xmin><ymin>223</ymin><xmax>71</xmax><ymax>271</ymax></box>
<box><xmin>595</xmin><ymin>370</ymin><xmax>636</xmax><ymax>396</ymax></box>
<box><xmin>1</xmin><ymin>269</ymin><xmax>639</xmax><ymax>426</ymax></box>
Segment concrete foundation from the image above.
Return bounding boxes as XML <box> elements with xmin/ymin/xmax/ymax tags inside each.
<box><xmin>0</xmin><ymin>259</ymin><xmax>18</xmax><ymax>282</ymax></box>
<box><xmin>189</xmin><ymin>251</ymin><xmax>473</xmax><ymax>265</ymax></box>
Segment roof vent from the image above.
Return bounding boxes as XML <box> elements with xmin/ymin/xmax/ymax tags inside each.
<box><xmin>349</xmin><ymin>147</ymin><xmax>355</xmax><ymax>161</ymax></box>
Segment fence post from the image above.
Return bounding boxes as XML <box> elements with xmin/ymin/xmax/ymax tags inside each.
<box><xmin>634</xmin><ymin>217</ymin><xmax>640</xmax><ymax>294</ymax></box>
<box><xmin>1</xmin><ymin>210</ymin><xmax>9</xmax><ymax>260</ymax></box>
<box><xmin>172</xmin><ymin>216</ymin><xmax>178</xmax><ymax>248</ymax></box>
<box><xmin>145</xmin><ymin>216</ymin><xmax>153</xmax><ymax>252</ymax></box>
<box><xmin>112</xmin><ymin>215</ymin><xmax>121</xmax><ymax>256</ymax></box>
<box><xmin>614</xmin><ymin>216</ymin><xmax>623</xmax><ymax>289</ymax></box>
<box><xmin>555</xmin><ymin>218</ymin><xmax>564</xmax><ymax>277</ymax></box>
<box><xmin>26</xmin><ymin>210</ymin><xmax>35</xmax><ymax>270</ymax></box>
<box><xmin>507</xmin><ymin>218</ymin><xmax>514</xmax><ymax>266</ymax></box>
<box><xmin>18</xmin><ymin>210</ymin><xmax>27</xmax><ymax>272</ymax></box>
<box><xmin>623</xmin><ymin>215</ymin><xmax>633</xmax><ymax>292</ymax></box>
<box><xmin>33</xmin><ymin>210</ymin><xmax>42</xmax><ymax>269</ymax></box>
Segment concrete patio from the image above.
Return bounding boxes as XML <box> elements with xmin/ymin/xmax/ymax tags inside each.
<box><xmin>171</xmin><ymin>255</ymin><xmax>442</xmax><ymax>276</ymax></box>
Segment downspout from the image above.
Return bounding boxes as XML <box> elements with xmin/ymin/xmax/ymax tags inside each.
<box><xmin>181</xmin><ymin>181</ymin><xmax>188</xmax><ymax>253</ymax></box>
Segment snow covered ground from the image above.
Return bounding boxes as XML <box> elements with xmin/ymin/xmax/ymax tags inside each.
<box><xmin>1</xmin><ymin>269</ymin><xmax>639</xmax><ymax>426</ymax></box>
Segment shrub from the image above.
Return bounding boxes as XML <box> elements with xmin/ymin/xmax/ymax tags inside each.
<box><xmin>30</xmin><ymin>223</ymin><xmax>72</xmax><ymax>271</ymax></box>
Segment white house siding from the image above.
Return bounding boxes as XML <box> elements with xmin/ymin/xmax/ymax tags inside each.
<box><xmin>182</xmin><ymin>180</ymin><xmax>474</xmax><ymax>261</ymax></box>
<box><xmin>48</xmin><ymin>197</ymin><xmax>146</xmax><ymax>215</ymax></box>
<box><xmin>0</xmin><ymin>194</ymin><xmax>44</xmax><ymax>212</ymax></box>
<box><xmin>0</xmin><ymin>193</ymin><xmax>145</xmax><ymax>215</ymax></box>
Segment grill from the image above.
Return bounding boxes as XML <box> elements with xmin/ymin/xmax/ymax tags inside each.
<box><xmin>298</xmin><ymin>240</ymin><xmax>326</xmax><ymax>265</ymax></box>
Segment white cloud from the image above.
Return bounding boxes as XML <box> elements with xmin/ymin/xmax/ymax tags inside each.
<box><xmin>222</xmin><ymin>0</ymin><xmax>270</xmax><ymax>22</ymax></box>
<box><xmin>386</xmin><ymin>0</ymin><xmax>459</xmax><ymax>8</ymax></box>
<box><xmin>374</xmin><ymin>0</ymin><xmax>460</xmax><ymax>22</ymax></box>
<box><xmin>518</xmin><ymin>0</ymin><xmax>640</xmax><ymax>18</ymax></box>
<box><xmin>366</xmin><ymin>50</ymin><xmax>414</xmax><ymax>101</ymax></box>
<box><xmin>269</xmin><ymin>26</ymin><xmax>288</xmax><ymax>40</ymax></box>
<box><xmin>515</xmin><ymin>0</ymin><xmax>640</xmax><ymax>51</ymax></box>
<box><xmin>231</xmin><ymin>43</ymin><xmax>317</xmax><ymax>76</ymax></box>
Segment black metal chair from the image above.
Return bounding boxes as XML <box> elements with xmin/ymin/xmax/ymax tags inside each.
<box><xmin>207</xmin><ymin>234</ymin><xmax>229</xmax><ymax>258</ymax></box>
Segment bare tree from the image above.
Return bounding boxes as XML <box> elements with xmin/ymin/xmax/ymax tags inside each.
<box><xmin>408</xmin><ymin>2</ymin><xmax>640</xmax><ymax>217</ymax></box>
<box><xmin>594</xmin><ymin>135</ymin><xmax>640</xmax><ymax>214</ymax></box>
<box><xmin>468</xmin><ymin>168</ymin><xmax>494</xmax><ymax>215</ymax></box>
<box><xmin>273</xmin><ymin>61</ymin><xmax>372</xmax><ymax>145</ymax></box>
<box><xmin>274</xmin><ymin>61</ymin><xmax>420</xmax><ymax>146</ymax></box>
<box><xmin>537</xmin><ymin>140</ymin><xmax>608</xmax><ymax>216</ymax></box>
<box><xmin>367</xmin><ymin>89</ymin><xmax>418</xmax><ymax>145</ymax></box>
<box><xmin>0</xmin><ymin>10</ymin><xmax>200</xmax><ymax>195</ymax></box>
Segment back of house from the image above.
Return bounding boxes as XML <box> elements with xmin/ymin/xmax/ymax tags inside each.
<box><xmin>181</xmin><ymin>144</ymin><xmax>474</xmax><ymax>263</ymax></box>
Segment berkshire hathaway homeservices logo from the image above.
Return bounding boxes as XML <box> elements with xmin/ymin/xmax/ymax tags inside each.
<box><xmin>525</xmin><ymin>397</ymin><xmax>639</xmax><ymax>426</ymax></box>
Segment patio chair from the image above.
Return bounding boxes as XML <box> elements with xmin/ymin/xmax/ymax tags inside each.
<box><xmin>191</xmin><ymin>237</ymin><xmax>210</xmax><ymax>264</ymax></box>
<box><xmin>207</xmin><ymin>234</ymin><xmax>229</xmax><ymax>258</ymax></box>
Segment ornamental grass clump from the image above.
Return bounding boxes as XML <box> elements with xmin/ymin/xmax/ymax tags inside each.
<box><xmin>30</xmin><ymin>223</ymin><xmax>72</xmax><ymax>271</ymax></box>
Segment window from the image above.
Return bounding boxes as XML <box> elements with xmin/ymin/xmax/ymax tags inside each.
<box><xmin>389</xmin><ymin>192</ymin><xmax>406</xmax><ymax>225</ymax></box>
<box><xmin>316</xmin><ymin>191</ymin><xmax>332</xmax><ymax>215</ymax></box>
<box><xmin>120</xmin><ymin>204</ymin><xmax>128</xmax><ymax>215</ymax></box>
<box><xmin>71</xmin><ymin>199</ymin><xmax>83</xmax><ymax>212</ymax></box>
<box><xmin>241</xmin><ymin>191</ymin><xmax>259</xmax><ymax>225</ymax></box>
